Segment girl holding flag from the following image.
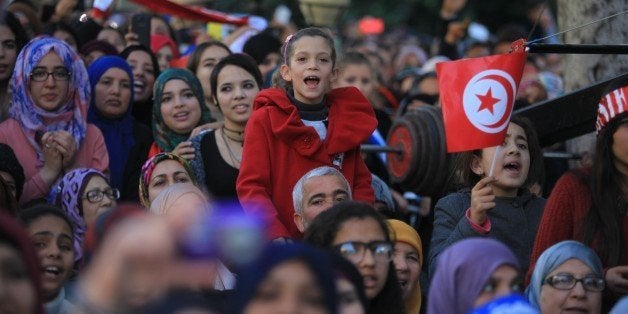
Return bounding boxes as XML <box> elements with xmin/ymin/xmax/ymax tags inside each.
<box><xmin>428</xmin><ymin>115</ymin><xmax>545</xmax><ymax>278</ymax></box>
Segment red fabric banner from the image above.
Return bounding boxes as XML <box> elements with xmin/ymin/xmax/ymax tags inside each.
<box><xmin>129</xmin><ymin>0</ymin><xmax>248</xmax><ymax>25</ymax></box>
<box><xmin>436</xmin><ymin>51</ymin><xmax>526</xmax><ymax>152</ymax></box>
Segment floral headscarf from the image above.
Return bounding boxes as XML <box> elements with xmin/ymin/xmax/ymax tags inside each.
<box><xmin>9</xmin><ymin>36</ymin><xmax>90</xmax><ymax>162</ymax></box>
<box><xmin>138</xmin><ymin>152</ymin><xmax>198</xmax><ymax>208</ymax></box>
<box><xmin>47</xmin><ymin>168</ymin><xmax>107</xmax><ymax>262</ymax></box>
<box><xmin>152</xmin><ymin>68</ymin><xmax>211</xmax><ymax>152</ymax></box>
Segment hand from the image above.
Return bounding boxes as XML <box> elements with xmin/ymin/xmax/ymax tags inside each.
<box><xmin>78</xmin><ymin>215</ymin><xmax>219</xmax><ymax>310</ymax></box>
<box><xmin>125</xmin><ymin>32</ymin><xmax>140</xmax><ymax>47</ymax></box>
<box><xmin>40</xmin><ymin>132</ymin><xmax>63</xmax><ymax>185</ymax></box>
<box><xmin>606</xmin><ymin>266</ymin><xmax>628</xmax><ymax>295</ymax></box>
<box><xmin>470</xmin><ymin>176</ymin><xmax>497</xmax><ymax>225</ymax></box>
<box><xmin>52</xmin><ymin>0</ymin><xmax>78</xmax><ymax>21</ymax></box>
<box><xmin>391</xmin><ymin>190</ymin><xmax>409</xmax><ymax>214</ymax></box>
<box><xmin>79</xmin><ymin>216</ymin><xmax>176</xmax><ymax>310</ymax></box>
<box><xmin>190</xmin><ymin>121</ymin><xmax>223</xmax><ymax>138</ymax></box>
<box><xmin>173</xmin><ymin>141</ymin><xmax>195</xmax><ymax>160</ymax></box>
<box><xmin>444</xmin><ymin>20</ymin><xmax>467</xmax><ymax>44</ymax></box>
<box><xmin>51</xmin><ymin>130</ymin><xmax>77</xmax><ymax>169</ymax></box>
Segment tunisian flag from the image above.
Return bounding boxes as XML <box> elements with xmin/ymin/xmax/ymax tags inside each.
<box><xmin>437</xmin><ymin>51</ymin><xmax>526</xmax><ymax>152</ymax></box>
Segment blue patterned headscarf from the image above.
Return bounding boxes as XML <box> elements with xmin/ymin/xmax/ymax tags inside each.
<box><xmin>87</xmin><ymin>56</ymin><xmax>134</xmax><ymax>191</ymax></box>
<box><xmin>525</xmin><ymin>240</ymin><xmax>603</xmax><ymax>309</ymax></box>
<box><xmin>47</xmin><ymin>168</ymin><xmax>108</xmax><ymax>262</ymax></box>
<box><xmin>9</xmin><ymin>36</ymin><xmax>90</xmax><ymax>162</ymax></box>
<box><xmin>152</xmin><ymin>68</ymin><xmax>211</xmax><ymax>152</ymax></box>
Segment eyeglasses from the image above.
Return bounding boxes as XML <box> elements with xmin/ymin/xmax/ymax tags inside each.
<box><xmin>334</xmin><ymin>241</ymin><xmax>393</xmax><ymax>263</ymax></box>
<box><xmin>543</xmin><ymin>274</ymin><xmax>605</xmax><ymax>292</ymax></box>
<box><xmin>30</xmin><ymin>68</ymin><xmax>71</xmax><ymax>82</ymax></box>
<box><xmin>83</xmin><ymin>188</ymin><xmax>120</xmax><ymax>203</ymax></box>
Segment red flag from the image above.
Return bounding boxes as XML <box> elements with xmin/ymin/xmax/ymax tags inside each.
<box><xmin>130</xmin><ymin>0</ymin><xmax>248</xmax><ymax>25</ymax></box>
<box><xmin>437</xmin><ymin>51</ymin><xmax>526</xmax><ymax>152</ymax></box>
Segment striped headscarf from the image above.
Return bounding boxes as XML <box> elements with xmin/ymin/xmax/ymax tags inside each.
<box><xmin>9</xmin><ymin>36</ymin><xmax>90</xmax><ymax>163</ymax></box>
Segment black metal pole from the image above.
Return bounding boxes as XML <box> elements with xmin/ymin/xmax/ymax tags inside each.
<box><xmin>526</xmin><ymin>43</ymin><xmax>628</xmax><ymax>54</ymax></box>
<box><xmin>360</xmin><ymin>144</ymin><xmax>403</xmax><ymax>154</ymax></box>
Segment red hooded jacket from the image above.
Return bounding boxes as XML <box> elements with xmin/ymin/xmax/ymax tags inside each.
<box><xmin>237</xmin><ymin>87</ymin><xmax>377</xmax><ymax>239</ymax></box>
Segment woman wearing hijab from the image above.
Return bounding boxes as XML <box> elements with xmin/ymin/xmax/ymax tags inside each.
<box><xmin>88</xmin><ymin>56</ymin><xmax>152</xmax><ymax>202</ymax></box>
<box><xmin>231</xmin><ymin>242</ymin><xmax>338</xmax><ymax>314</ymax></box>
<box><xmin>138</xmin><ymin>152</ymin><xmax>198</xmax><ymax>208</ymax></box>
<box><xmin>48</xmin><ymin>168</ymin><xmax>118</xmax><ymax>263</ymax></box>
<box><xmin>0</xmin><ymin>212</ymin><xmax>45</xmax><ymax>314</ymax></box>
<box><xmin>149</xmin><ymin>183</ymin><xmax>237</xmax><ymax>291</ymax></box>
<box><xmin>0</xmin><ymin>36</ymin><xmax>108</xmax><ymax>204</ymax></box>
<box><xmin>428</xmin><ymin>238</ymin><xmax>523</xmax><ymax>314</ymax></box>
<box><xmin>151</xmin><ymin>34</ymin><xmax>179</xmax><ymax>72</ymax></box>
<box><xmin>526</xmin><ymin>240</ymin><xmax>604</xmax><ymax>313</ymax></box>
<box><xmin>149</xmin><ymin>183</ymin><xmax>208</xmax><ymax>216</ymax></box>
<box><xmin>149</xmin><ymin>68</ymin><xmax>212</xmax><ymax>159</ymax></box>
<box><xmin>388</xmin><ymin>219</ymin><xmax>423</xmax><ymax>314</ymax></box>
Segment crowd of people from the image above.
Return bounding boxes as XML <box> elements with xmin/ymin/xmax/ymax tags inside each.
<box><xmin>0</xmin><ymin>0</ymin><xmax>626</xmax><ymax>313</ymax></box>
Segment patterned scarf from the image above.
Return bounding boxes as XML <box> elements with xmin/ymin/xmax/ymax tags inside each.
<box><xmin>47</xmin><ymin>168</ymin><xmax>107</xmax><ymax>262</ymax></box>
<box><xmin>151</xmin><ymin>68</ymin><xmax>211</xmax><ymax>152</ymax></box>
<box><xmin>9</xmin><ymin>36</ymin><xmax>89</xmax><ymax>163</ymax></box>
<box><xmin>138</xmin><ymin>152</ymin><xmax>198</xmax><ymax>208</ymax></box>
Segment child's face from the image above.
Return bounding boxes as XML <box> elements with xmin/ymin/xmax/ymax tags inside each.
<box><xmin>27</xmin><ymin>215</ymin><xmax>74</xmax><ymax>301</ymax></box>
<box><xmin>472</xmin><ymin>123</ymin><xmax>530</xmax><ymax>197</ymax></box>
<box><xmin>281</xmin><ymin>35</ymin><xmax>337</xmax><ymax>104</ymax></box>
<box><xmin>336</xmin><ymin>64</ymin><xmax>375</xmax><ymax>98</ymax></box>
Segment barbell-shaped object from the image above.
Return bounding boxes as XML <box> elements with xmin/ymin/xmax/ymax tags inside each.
<box><xmin>360</xmin><ymin>106</ymin><xmax>581</xmax><ymax>197</ymax></box>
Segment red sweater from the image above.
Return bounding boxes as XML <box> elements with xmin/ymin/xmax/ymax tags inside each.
<box><xmin>236</xmin><ymin>87</ymin><xmax>377</xmax><ymax>240</ymax></box>
<box><xmin>527</xmin><ymin>168</ymin><xmax>628</xmax><ymax>283</ymax></box>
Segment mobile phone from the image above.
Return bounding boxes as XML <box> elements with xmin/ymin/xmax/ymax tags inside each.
<box><xmin>131</xmin><ymin>13</ymin><xmax>151</xmax><ymax>49</ymax></box>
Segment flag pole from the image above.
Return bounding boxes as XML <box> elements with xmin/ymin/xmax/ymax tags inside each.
<box><xmin>488</xmin><ymin>145</ymin><xmax>501</xmax><ymax>178</ymax></box>
<box><xmin>526</xmin><ymin>43</ymin><xmax>628</xmax><ymax>54</ymax></box>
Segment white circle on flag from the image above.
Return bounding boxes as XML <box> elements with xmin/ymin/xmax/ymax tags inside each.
<box><xmin>462</xmin><ymin>69</ymin><xmax>516</xmax><ymax>134</ymax></box>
